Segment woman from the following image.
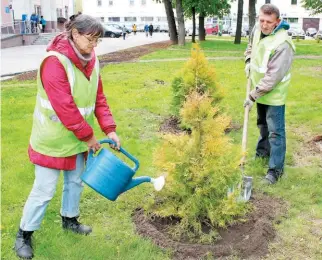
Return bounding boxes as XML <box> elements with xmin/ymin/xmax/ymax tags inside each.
<box><xmin>14</xmin><ymin>14</ymin><xmax>120</xmax><ymax>259</ymax></box>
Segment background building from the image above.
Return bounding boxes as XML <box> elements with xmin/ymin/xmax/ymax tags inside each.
<box><xmin>82</xmin><ymin>0</ymin><xmax>167</xmax><ymax>28</ymax></box>
<box><xmin>230</xmin><ymin>0</ymin><xmax>322</xmax><ymax>31</ymax></box>
<box><xmin>1</xmin><ymin>0</ymin><xmax>75</xmax><ymax>32</ymax></box>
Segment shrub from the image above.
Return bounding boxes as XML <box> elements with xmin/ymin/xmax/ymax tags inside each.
<box><xmin>171</xmin><ymin>43</ymin><xmax>224</xmax><ymax>116</ymax></box>
<box><xmin>145</xmin><ymin>92</ymin><xmax>248</xmax><ymax>242</ymax></box>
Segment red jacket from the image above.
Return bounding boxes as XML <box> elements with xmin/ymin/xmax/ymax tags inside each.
<box><xmin>29</xmin><ymin>33</ymin><xmax>116</xmax><ymax>170</ymax></box>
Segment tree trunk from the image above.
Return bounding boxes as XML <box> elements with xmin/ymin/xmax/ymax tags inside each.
<box><xmin>234</xmin><ymin>0</ymin><xmax>243</xmax><ymax>44</ymax></box>
<box><xmin>176</xmin><ymin>0</ymin><xmax>185</xmax><ymax>45</ymax></box>
<box><xmin>248</xmin><ymin>0</ymin><xmax>256</xmax><ymax>35</ymax></box>
<box><xmin>198</xmin><ymin>15</ymin><xmax>206</xmax><ymax>41</ymax></box>
<box><xmin>164</xmin><ymin>0</ymin><xmax>178</xmax><ymax>44</ymax></box>
<box><xmin>192</xmin><ymin>6</ymin><xmax>196</xmax><ymax>43</ymax></box>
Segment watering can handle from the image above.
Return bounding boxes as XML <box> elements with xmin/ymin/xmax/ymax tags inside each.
<box><xmin>88</xmin><ymin>139</ymin><xmax>140</xmax><ymax>172</ymax></box>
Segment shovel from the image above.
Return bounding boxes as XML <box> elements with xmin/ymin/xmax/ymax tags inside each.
<box><xmin>227</xmin><ymin>78</ymin><xmax>253</xmax><ymax>201</ymax></box>
<box><xmin>240</xmin><ymin>77</ymin><xmax>253</xmax><ymax>201</ymax></box>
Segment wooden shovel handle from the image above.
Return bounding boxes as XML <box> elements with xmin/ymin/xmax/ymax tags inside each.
<box><xmin>241</xmin><ymin>78</ymin><xmax>252</xmax><ymax>166</ymax></box>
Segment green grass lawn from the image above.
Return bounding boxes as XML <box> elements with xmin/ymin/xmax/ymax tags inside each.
<box><xmin>1</xmin><ymin>40</ymin><xmax>322</xmax><ymax>259</ymax></box>
<box><xmin>140</xmin><ymin>38</ymin><xmax>322</xmax><ymax>60</ymax></box>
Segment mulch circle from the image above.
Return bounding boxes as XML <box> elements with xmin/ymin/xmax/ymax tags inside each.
<box><xmin>132</xmin><ymin>193</ymin><xmax>287</xmax><ymax>260</ymax></box>
<box><xmin>159</xmin><ymin>116</ymin><xmax>242</xmax><ymax>136</ymax></box>
<box><xmin>99</xmin><ymin>40</ymin><xmax>173</xmax><ymax>65</ymax></box>
<box><xmin>4</xmin><ymin>40</ymin><xmax>173</xmax><ymax>82</ymax></box>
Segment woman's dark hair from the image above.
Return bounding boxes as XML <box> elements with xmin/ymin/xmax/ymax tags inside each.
<box><xmin>65</xmin><ymin>14</ymin><xmax>104</xmax><ymax>38</ymax></box>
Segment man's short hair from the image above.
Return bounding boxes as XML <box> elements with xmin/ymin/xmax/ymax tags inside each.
<box><xmin>260</xmin><ymin>4</ymin><xmax>280</xmax><ymax>18</ymax></box>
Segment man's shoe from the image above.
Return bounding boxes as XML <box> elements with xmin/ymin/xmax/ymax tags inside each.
<box><xmin>264</xmin><ymin>172</ymin><xmax>278</xmax><ymax>184</ymax></box>
<box><xmin>14</xmin><ymin>228</ymin><xmax>34</xmax><ymax>259</ymax></box>
<box><xmin>62</xmin><ymin>216</ymin><xmax>92</xmax><ymax>235</ymax></box>
<box><xmin>264</xmin><ymin>170</ymin><xmax>283</xmax><ymax>185</ymax></box>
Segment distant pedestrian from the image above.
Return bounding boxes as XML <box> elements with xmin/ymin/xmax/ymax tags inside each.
<box><xmin>40</xmin><ymin>16</ymin><xmax>46</xmax><ymax>33</ymax></box>
<box><xmin>30</xmin><ymin>13</ymin><xmax>38</xmax><ymax>33</ymax></box>
<box><xmin>144</xmin><ymin>24</ymin><xmax>149</xmax><ymax>37</ymax></box>
<box><xmin>132</xmin><ymin>24</ymin><xmax>137</xmax><ymax>35</ymax></box>
<box><xmin>122</xmin><ymin>25</ymin><xmax>127</xmax><ymax>40</ymax></box>
<box><xmin>149</xmin><ymin>23</ymin><xmax>154</xmax><ymax>37</ymax></box>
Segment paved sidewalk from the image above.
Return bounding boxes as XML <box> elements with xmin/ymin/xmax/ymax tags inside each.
<box><xmin>1</xmin><ymin>32</ymin><xmax>169</xmax><ymax>77</ymax></box>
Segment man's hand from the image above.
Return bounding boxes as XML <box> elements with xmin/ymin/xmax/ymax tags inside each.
<box><xmin>245</xmin><ymin>62</ymin><xmax>251</xmax><ymax>78</ymax></box>
<box><xmin>86</xmin><ymin>136</ymin><xmax>101</xmax><ymax>153</ymax></box>
<box><xmin>107</xmin><ymin>132</ymin><xmax>121</xmax><ymax>150</ymax></box>
<box><xmin>243</xmin><ymin>98</ymin><xmax>254</xmax><ymax>110</ymax></box>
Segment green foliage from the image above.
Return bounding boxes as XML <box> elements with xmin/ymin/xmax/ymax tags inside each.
<box><xmin>171</xmin><ymin>43</ymin><xmax>224</xmax><ymax>116</ymax></box>
<box><xmin>146</xmin><ymin>92</ymin><xmax>248</xmax><ymax>242</ymax></box>
<box><xmin>146</xmin><ymin>45</ymin><xmax>248</xmax><ymax>241</ymax></box>
<box><xmin>183</xmin><ymin>0</ymin><xmax>230</xmax><ymax>18</ymax></box>
<box><xmin>302</xmin><ymin>0</ymin><xmax>322</xmax><ymax>14</ymax></box>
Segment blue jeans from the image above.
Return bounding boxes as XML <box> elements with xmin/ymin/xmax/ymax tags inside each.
<box><xmin>256</xmin><ymin>103</ymin><xmax>286</xmax><ymax>175</ymax></box>
<box><xmin>20</xmin><ymin>154</ymin><xmax>85</xmax><ymax>231</ymax></box>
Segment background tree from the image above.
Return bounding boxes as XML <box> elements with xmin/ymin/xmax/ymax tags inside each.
<box><xmin>302</xmin><ymin>0</ymin><xmax>322</xmax><ymax>14</ymax></box>
<box><xmin>248</xmin><ymin>0</ymin><xmax>256</xmax><ymax>35</ymax></box>
<box><xmin>176</xmin><ymin>0</ymin><xmax>186</xmax><ymax>45</ymax></box>
<box><xmin>184</xmin><ymin>0</ymin><xmax>230</xmax><ymax>42</ymax></box>
<box><xmin>234</xmin><ymin>0</ymin><xmax>244</xmax><ymax>44</ymax></box>
<box><xmin>157</xmin><ymin>0</ymin><xmax>178</xmax><ymax>44</ymax></box>
<box><xmin>197</xmin><ymin>0</ymin><xmax>230</xmax><ymax>41</ymax></box>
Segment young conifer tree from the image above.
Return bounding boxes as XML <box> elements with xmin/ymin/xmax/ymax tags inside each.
<box><xmin>171</xmin><ymin>44</ymin><xmax>224</xmax><ymax>116</ymax></box>
<box><xmin>146</xmin><ymin>44</ymin><xmax>248</xmax><ymax>242</ymax></box>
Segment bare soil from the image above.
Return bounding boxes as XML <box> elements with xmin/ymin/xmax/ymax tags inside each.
<box><xmin>6</xmin><ymin>41</ymin><xmax>173</xmax><ymax>82</ymax></box>
<box><xmin>159</xmin><ymin>116</ymin><xmax>241</xmax><ymax>135</ymax></box>
<box><xmin>292</xmin><ymin>126</ymin><xmax>322</xmax><ymax>168</ymax></box>
<box><xmin>133</xmin><ymin>193</ymin><xmax>287</xmax><ymax>260</ymax></box>
<box><xmin>99</xmin><ymin>40</ymin><xmax>172</xmax><ymax>65</ymax></box>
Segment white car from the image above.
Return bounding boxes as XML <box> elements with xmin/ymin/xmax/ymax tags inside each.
<box><xmin>306</xmin><ymin>27</ymin><xmax>317</xmax><ymax>37</ymax></box>
<box><xmin>288</xmin><ymin>25</ymin><xmax>305</xmax><ymax>39</ymax></box>
<box><xmin>186</xmin><ymin>25</ymin><xmax>199</xmax><ymax>36</ymax></box>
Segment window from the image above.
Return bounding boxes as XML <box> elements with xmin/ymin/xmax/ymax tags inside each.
<box><xmin>56</xmin><ymin>8</ymin><xmax>63</xmax><ymax>17</ymax></box>
<box><xmin>97</xmin><ymin>0</ymin><xmax>102</xmax><ymax>7</ymax></box>
<box><xmin>108</xmin><ymin>17</ymin><xmax>120</xmax><ymax>22</ymax></box>
<box><xmin>65</xmin><ymin>6</ymin><xmax>68</xmax><ymax>19</ymax></box>
<box><xmin>109</xmin><ymin>0</ymin><xmax>113</xmax><ymax>6</ymax></box>
<box><xmin>125</xmin><ymin>17</ymin><xmax>137</xmax><ymax>22</ymax></box>
<box><xmin>286</xmin><ymin>17</ymin><xmax>298</xmax><ymax>23</ymax></box>
<box><xmin>129</xmin><ymin>0</ymin><xmax>135</xmax><ymax>6</ymax></box>
<box><xmin>265</xmin><ymin>0</ymin><xmax>270</xmax><ymax>3</ymax></box>
<box><xmin>100</xmin><ymin>17</ymin><xmax>105</xmax><ymax>22</ymax></box>
<box><xmin>34</xmin><ymin>5</ymin><xmax>41</xmax><ymax>16</ymax></box>
<box><xmin>141</xmin><ymin>16</ymin><xmax>153</xmax><ymax>22</ymax></box>
<box><xmin>141</xmin><ymin>0</ymin><xmax>146</xmax><ymax>5</ymax></box>
<box><xmin>291</xmin><ymin>0</ymin><xmax>297</xmax><ymax>5</ymax></box>
<box><xmin>157</xmin><ymin>17</ymin><xmax>167</xmax><ymax>22</ymax></box>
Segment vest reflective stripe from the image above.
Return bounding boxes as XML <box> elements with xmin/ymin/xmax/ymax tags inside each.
<box><xmin>281</xmin><ymin>73</ymin><xmax>291</xmax><ymax>82</ymax></box>
<box><xmin>30</xmin><ymin>51</ymin><xmax>99</xmax><ymax>157</ymax></box>
<box><xmin>250</xmin><ymin>25</ymin><xmax>295</xmax><ymax>106</ymax></box>
<box><xmin>34</xmin><ymin>108</ymin><xmax>45</xmax><ymax>124</ymax></box>
<box><xmin>37</xmin><ymin>94</ymin><xmax>95</xmax><ymax>117</ymax></box>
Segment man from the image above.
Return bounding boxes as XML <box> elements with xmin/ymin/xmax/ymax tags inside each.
<box><xmin>148</xmin><ymin>23</ymin><xmax>154</xmax><ymax>37</ymax></box>
<box><xmin>144</xmin><ymin>24</ymin><xmax>149</xmax><ymax>37</ymax></box>
<box><xmin>30</xmin><ymin>13</ymin><xmax>38</xmax><ymax>33</ymax></box>
<box><xmin>122</xmin><ymin>25</ymin><xmax>127</xmax><ymax>40</ymax></box>
<box><xmin>244</xmin><ymin>4</ymin><xmax>295</xmax><ymax>184</ymax></box>
<box><xmin>40</xmin><ymin>15</ymin><xmax>46</xmax><ymax>33</ymax></box>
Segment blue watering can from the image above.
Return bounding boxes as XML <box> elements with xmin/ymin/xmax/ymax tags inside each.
<box><xmin>81</xmin><ymin>139</ymin><xmax>165</xmax><ymax>201</ymax></box>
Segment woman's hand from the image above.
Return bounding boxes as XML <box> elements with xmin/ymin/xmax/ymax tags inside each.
<box><xmin>86</xmin><ymin>136</ymin><xmax>101</xmax><ymax>153</ymax></box>
<box><xmin>107</xmin><ymin>132</ymin><xmax>121</xmax><ymax>150</ymax></box>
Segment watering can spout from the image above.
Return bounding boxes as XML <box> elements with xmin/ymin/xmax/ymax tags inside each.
<box><xmin>123</xmin><ymin>176</ymin><xmax>166</xmax><ymax>193</ymax></box>
<box><xmin>123</xmin><ymin>176</ymin><xmax>152</xmax><ymax>192</ymax></box>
